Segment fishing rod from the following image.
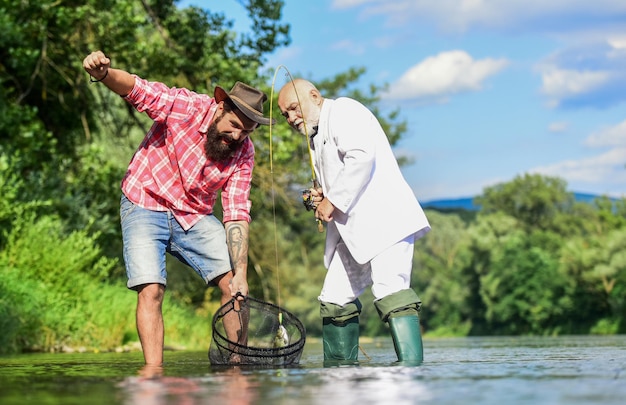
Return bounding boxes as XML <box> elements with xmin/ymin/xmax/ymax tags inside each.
<box><xmin>270</xmin><ymin>65</ymin><xmax>324</xmax><ymax>233</ymax></box>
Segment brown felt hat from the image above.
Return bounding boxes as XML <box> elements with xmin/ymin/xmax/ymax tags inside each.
<box><xmin>214</xmin><ymin>81</ymin><xmax>274</xmax><ymax>125</ymax></box>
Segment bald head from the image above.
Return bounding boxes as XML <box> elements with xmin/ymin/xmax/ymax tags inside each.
<box><xmin>279</xmin><ymin>79</ymin><xmax>317</xmax><ymax>98</ymax></box>
<box><xmin>277</xmin><ymin>79</ymin><xmax>324</xmax><ymax>136</ymax></box>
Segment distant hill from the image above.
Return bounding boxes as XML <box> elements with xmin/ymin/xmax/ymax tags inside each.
<box><xmin>422</xmin><ymin>197</ymin><xmax>477</xmax><ymax>211</ymax></box>
<box><xmin>421</xmin><ymin>192</ymin><xmax>618</xmax><ymax>211</ymax></box>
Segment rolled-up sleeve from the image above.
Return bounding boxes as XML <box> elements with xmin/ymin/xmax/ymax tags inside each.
<box><xmin>221</xmin><ymin>139</ymin><xmax>255</xmax><ymax>223</ymax></box>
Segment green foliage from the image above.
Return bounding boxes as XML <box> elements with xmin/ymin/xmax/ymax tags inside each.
<box><xmin>414</xmin><ymin>210</ymin><xmax>473</xmax><ymax>335</ymax></box>
<box><xmin>590</xmin><ymin>318</ymin><xmax>620</xmax><ymax>335</ymax></box>
<box><xmin>558</xmin><ymin>228</ymin><xmax>626</xmax><ymax>332</ymax></box>
<box><xmin>0</xmin><ymin>211</ymin><xmax>211</xmax><ymax>354</ymax></box>
<box><xmin>0</xmin><ymin>153</ymin><xmax>53</xmax><ymax>249</ymax></box>
<box><xmin>0</xmin><ymin>270</ymin><xmax>45</xmax><ymax>353</ymax></box>
<box><xmin>62</xmin><ymin>143</ymin><xmax>127</xmax><ymax>260</ymax></box>
<box><xmin>479</xmin><ymin>231</ymin><xmax>571</xmax><ymax>335</ymax></box>
<box><xmin>0</xmin><ymin>211</ymin><xmax>116</xmax><ymax>353</ymax></box>
<box><xmin>3</xmin><ymin>214</ymin><xmax>116</xmax><ymax>282</ymax></box>
<box><xmin>476</xmin><ymin>174</ymin><xmax>574</xmax><ymax>232</ymax></box>
<box><xmin>458</xmin><ymin>177</ymin><xmax>626</xmax><ymax>336</ymax></box>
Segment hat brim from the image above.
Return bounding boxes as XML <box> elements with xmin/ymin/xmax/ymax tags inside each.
<box><xmin>215</xmin><ymin>86</ymin><xmax>274</xmax><ymax>126</ymax></box>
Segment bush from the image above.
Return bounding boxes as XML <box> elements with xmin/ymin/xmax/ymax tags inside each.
<box><xmin>0</xmin><ymin>212</ymin><xmax>210</xmax><ymax>353</ymax></box>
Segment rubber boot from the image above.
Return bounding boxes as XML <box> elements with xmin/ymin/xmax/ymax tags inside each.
<box><xmin>322</xmin><ymin>317</ymin><xmax>359</xmax><ymax>367</ymax></box>
<box><xmin>388</xmin><ymin>313</ymin><xmax>423</xmax><ymax>366</ymax></box>
<box><xmin>374</xmin><ymin>289</ymin><xmax>423</xmax><ymax>365</ymax></box>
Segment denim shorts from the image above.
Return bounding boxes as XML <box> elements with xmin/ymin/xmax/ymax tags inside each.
<box><xmin>120</xmin><ymin>194</ymin><xmax>233</xmax><ymax>290</ymax></box>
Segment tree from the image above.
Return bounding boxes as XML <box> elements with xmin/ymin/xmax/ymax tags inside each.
<box><xmin>413</xmin><ymin>210</ymin><xmax>472</xmax><ymax>336</ymax></box>
<box><xmin>559</xmin><ymin>229</ymin><xmax>626</xmax><ymax>333</ymax></box>
<box><xmin>475</xmin><ymin>174</ymin><xmax>574</xmax><ymax>232</ymax></box>
<box><xmin>479</xmin><ymin>230</ymin><xmax>572</xmax><ymax>335</ymax></box>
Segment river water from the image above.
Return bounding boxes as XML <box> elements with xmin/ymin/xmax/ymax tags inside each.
<box><xmin>0</xmin><ymin>335</ymin><xmax>624</xmax><ymax>404</ymax></box>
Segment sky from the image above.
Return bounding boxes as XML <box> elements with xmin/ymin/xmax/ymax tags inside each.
<box><xmin>179</xmin><ymin>0</ymin><xmax>626</xmax><ymax>202</ymax></box>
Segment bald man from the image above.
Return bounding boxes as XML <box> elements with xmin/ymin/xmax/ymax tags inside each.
<box><xmin>278</xmin><ymin>79</ymin><xmax>431</xmax><ymax>366</ymax></box>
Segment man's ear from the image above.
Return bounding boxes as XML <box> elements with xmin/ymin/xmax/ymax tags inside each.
<box><xmin>311</xmin><ymin>90</ymin><xmax>322</xmax><ymax>106</ymax></box>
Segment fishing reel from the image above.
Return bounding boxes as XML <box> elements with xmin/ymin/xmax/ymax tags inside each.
<box><xmin>301</xmin><ymin>189</ymin><xmax>316</xmax><ymax>211</ymax></box>
<box><xmin>303</xmin><ymin>181</ymin><xmax>324</xmax><ymax>232</ymax></box>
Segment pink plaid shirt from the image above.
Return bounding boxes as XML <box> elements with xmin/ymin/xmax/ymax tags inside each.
<box><xmin>120</xmin><ymin>76</ymin><xmax>254</xmax><ymax>230</ymax></box>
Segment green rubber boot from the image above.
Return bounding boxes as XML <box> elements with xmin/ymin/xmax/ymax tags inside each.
<box><xmin>322</xmin><ymin>317</ymin><xmax>359</xmax><ymax>366</ymax></box>
<box><xmin>374</xmin><ymin>289</ymin><xmax>424</xmax><ymax>366</ymax></box>
<box><xmin>388</xmin><ymin>313</ymin><xmax>423</xmax><ymax>365</ymax></box>
<box><xmin>320</xmin><ymin>300</ymin><xmax>361</xmax><ymax>367</ymax></box>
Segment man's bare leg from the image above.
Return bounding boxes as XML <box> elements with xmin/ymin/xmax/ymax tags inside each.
<box><xmin>136</xmin><ymin>283</ymin><xmax>165</xmax><ymax>366</ymax></box>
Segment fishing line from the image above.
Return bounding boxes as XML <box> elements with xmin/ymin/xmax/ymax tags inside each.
<box><xmin>267</xmin><ymin>65</ymin><xmax>324</xmax><ymax>337</ymax></box>
<box><xmin>267</xmin><ymin>67</ymin><xmax>284</xmax><ymax>324</ymax></box>
<box><xmin>267</xmin><ymin>65</ymin><xmax>296</xmax><ymax>332</ymax></box>
<box><xmin>270</xmin><ymin>65</ymin><xmax>321</xmax><ymax>279</ymax></box>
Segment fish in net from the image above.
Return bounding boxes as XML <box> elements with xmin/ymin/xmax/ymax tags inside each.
<box><xmin>209</xmin><ymin>294</ymin><xmax>306</xmax><ymax>366</ymax></box>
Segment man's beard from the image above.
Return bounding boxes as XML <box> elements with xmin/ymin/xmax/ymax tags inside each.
<box><xmin>204</xmin><ymin>117</ymin><xmax>243</xmax><ymax>162</ymax></box>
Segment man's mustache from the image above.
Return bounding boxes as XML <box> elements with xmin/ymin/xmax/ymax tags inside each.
<box><xmin>218</xmin><ymin>133</ymin><xmax>238</xmax><ymax>145</ymax></box>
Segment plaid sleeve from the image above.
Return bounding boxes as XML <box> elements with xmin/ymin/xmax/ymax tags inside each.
<box><xmin>124</xmin><ymin>76</ymin><xmax>195</xmax><ymax>122</ymax></box>
<box><xmin>221</xmin><ymin>139</ymin><xmax>254</xmax><ymax>223</ymax></box>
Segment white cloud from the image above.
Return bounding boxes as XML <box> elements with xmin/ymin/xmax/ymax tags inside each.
<box><xmin>531</xmin><ymin>148</ymin><xmax>626</xmax><ymax>183</ymax></box>
<box><xmin>384</xmin><ymin>50</ymin><xmax>508</xmax><ymax>101</ymax></box>
<box><xmin>585</xmin><ymin>120</ymin><xmax>626</xmax><ymax>147</ymax></box>
<box><xmin>531</xmin><ymin>120</ymin><xmax>626</xmax><ymax>192</ymax></box>
<box><xmin>331</xmin><ymin>0</ymin><xmax>626</xmax><ymax>33</ymax></box>
<box><xmin>608</xmin><ymin>36</ymin><xmax>626</xmax><ymax>48</ymax></box>
<box><xmin>329</xmin><ymin>0</ymin><xmax>626</xmax><ymax>108</ymax></box>
<box><xmin>539</xmin><ymin>67</ymin><xmax>612</xmax><ymax>107</ymax></box>
<box><xmin>535</xmin><ymin>37</ymin><xmax>626</xmax><ymax>108</ymax></box>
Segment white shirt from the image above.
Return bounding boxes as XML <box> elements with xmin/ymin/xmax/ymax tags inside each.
<box><xmin>311</xmin><ymin>97</ymin><xmax>431</xmax><ymax>265</ymax></box>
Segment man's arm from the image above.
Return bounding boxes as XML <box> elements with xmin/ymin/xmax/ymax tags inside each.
<box><xmin>83</xmin><ymin>51</ymin><xmax>135</xmax><ymax>96</ymax></box>
<box><xmin>225</xmin><ymin>220</ymin><xmax>250</xmax><ymax>297</ymax></box>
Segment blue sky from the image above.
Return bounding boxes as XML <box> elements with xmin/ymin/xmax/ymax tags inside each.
<box><xmin>180</xmin><ymin>0</ymin><xmax>626</xmax><ymax>202</ymax></box>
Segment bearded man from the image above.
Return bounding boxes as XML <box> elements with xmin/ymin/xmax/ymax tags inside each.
<box><xmin>83</xmin><ymin>51</ymin><xmax>273</xmax><ymax>371</ymax></box>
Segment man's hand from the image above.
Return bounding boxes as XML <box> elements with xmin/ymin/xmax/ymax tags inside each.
<box><xmin>83</xmin><ymin>51</ymin><xmax>110</xmax><ymax>81</ymax></box>
<box><xmin>82</xmin><ymin>51</ymin><xmax>134</xmax><ymax>95</ymax></box>
<box><xmin>229</xmin><ymin>272</ymin><xmax>249</xmax><ymax>300</ymax></box>
<box><xmin>310</xmin><ymin>187</ymin><xmax>334</xmax><ymax>222</ymax></box>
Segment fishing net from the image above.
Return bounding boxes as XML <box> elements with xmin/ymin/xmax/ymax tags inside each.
<box><xmin>209</xmin><ymin>294</ymin><xmax>306</xmax><ymax>366</ymax></box>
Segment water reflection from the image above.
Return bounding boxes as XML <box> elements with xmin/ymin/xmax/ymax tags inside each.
<box><xmin>119</xmin><ymin>373</ymin><xmax>201</xmax><ymax>405</ymax></box>
<box><xmin>119</xmin><ymin>365</ymin><xmax>259</xmax><ymax>405</ymax></box>
<box><xmin>210</xmin><ymin>368</ymin><xmax>260</xmax><ymax>404</ymax></box>
<box><xmin>1</xmin><ymin>336</ymin><xmax>625</xmax><ymax>405</ymax></box>
<box><xmin>299</xmin><ymin>366</ymin><xmax>433</xmax><ymax>404</ymax></box>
